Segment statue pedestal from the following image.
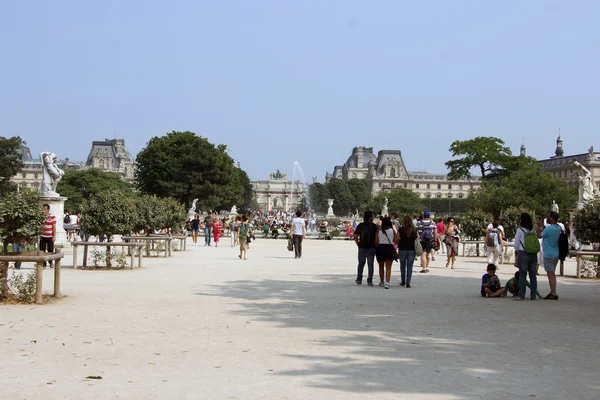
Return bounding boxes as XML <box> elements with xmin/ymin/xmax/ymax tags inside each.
<box><xmin>187</xmin><ymin>210</ymin><xmax>196</xmax><ymax>221</ymax></box>
<box><xmin>38</xmin><ymin>196</ymin><xmax>68</xmax><ymax>247</ymax></box>
<box><xmin>381</xmin><ymin>206</ymin><xmax>388</xmax><ymax>217</ymax></box>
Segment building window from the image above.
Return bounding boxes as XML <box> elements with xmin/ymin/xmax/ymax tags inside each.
<box><xmin>416</xmin><ymin>184</ymin><xmax>420</xmax><ymax>189</ymax></box>
<box><xmin>34</xmin><ymin>173</ymin><xmax>38</xmax><ymax>179</ymax></box>
<box><xmin>427</xmin><ymin>184</ymin><xmax>430</xmax><ymax>189</ymax></box>
<box><xmin>448</xmin><ymin>193</ymin><xmax>453</xmax><ymax>198</ymax></box>
<box><xmin>404</xmin><ymin>183</ymin><xmax>407</xmax><ymax>188</ymax></box>
<box><xmin>436</xmin><ymin>194</ymin><xmax>442</xmax><ymax>198</ymax></box>
<box><xmin>425</xmin><ymin>194</ymin><xmax>431</xmax><ymax>198</ymax></box>
<box><xmin>459</xmin><ymin>184</ymin><xmax>463</xmax><ymax>190</ymax></box>
<box><xmin>390</xmin><ymin>168</ymin><xmax>396</xmax><ymax>178</ymax></box>
<box><xmin>379</xmin><ymin>182</ymin><xmax>382</xmax><ymax>188</ymax></box>
<box><xmin>448</xmin><ymin>184</ymin><xmax>452</xmax><ymax>190</ymax></box>
<box><xmin>458</xmin><ymin>194</ymin><xmax>464</xmax><ymax>199</ymax></box>
<box><xmin>22</xmin><ymin>172</ymin><xmax>26</xmax><ymax>178</ymax></box>
<box><xmin>99</xmin><ymin>160</ymin><xmax>105</xmax><ymax>169</ymax></box>
<box><xmin>437</xmin><ymin>184</ymin><xmax>441</xmax><ymax>190</ymax></box>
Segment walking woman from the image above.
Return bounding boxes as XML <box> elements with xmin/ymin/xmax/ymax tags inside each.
<box><xmin>375</xmin><ymin>217</ymin><xmax>398</xmax><ymax>289</ymax></box>
<box><xmin>514</xmin><ymin>213</ymin><xmax>539</xmax><ymax>301</ymax></box>
<box><xmin>212</xmin><ymin>218</ymin><xmax>223</xmax><ymax>247</ymax></box>
<box><xmin>238</xmin><ymin>215</ymin><xmax>253</xmax><ymax>260</ymax></box>
<box><xmin>191</xmin><ymin>214</ymin><xmax>201</xmax><ymax>245</ymax></box>
<box><xmin>444</xmin><ymin>217</ymin><xmax>460</xmax><ymax>269</ymax></box>
<box><xmin>398</xmin><ymin>216</ymin><xmax>418</xmax><ymax>288</ymax></box>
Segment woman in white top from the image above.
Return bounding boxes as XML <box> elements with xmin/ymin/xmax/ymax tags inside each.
<box><xmin>375</xmin><ymin>217</ymin><xmax>399</xmax><ymax>289</ymax></box>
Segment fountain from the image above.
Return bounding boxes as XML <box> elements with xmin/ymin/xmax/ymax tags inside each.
<box><xmin>290</xmin><ymin>161</ymin><xmax>311</xmax><ymax>212</ymax></box>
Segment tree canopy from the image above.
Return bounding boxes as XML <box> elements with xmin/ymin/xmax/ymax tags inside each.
<box><xmin>308</xmin><ymin>183</ymin><xmax>330</xmax><ymax>214</ymax></box>
<box><xmin>346</xmin><ymin>178</ymin><xmax>371</xmax><ymax>212</ymax></box>
<box><xmin>468</xmin><ymin>162</ymin><xmax>577</xmax><ymax>218</ymax></box>
<box><xmin>367</xmin><ymin>188</ymin><xmax>422</xmax><ymax>218</ymax></box>
<box><xmin>445</xmin><ymin>137</ymin><xmax>513</xmax><ymax>180</ymax></box>
<box><xmin>325</xmin><ymin>178</ymin><xmax>354</xmax><ymax>216</ymax></box>
<box><xmin>0</xmin><ymin>136</ymin><xmax>25</xmax><ymax>195</ymax></box>
<box><xmin>135</xmin><ymin>131</ymin><xmax>248</xmax><ymax>210</ymax></box>
<box><xmin>57</xmin><ymin>168</ymin><xmax>133</xmax><ymax>212</ymax></box>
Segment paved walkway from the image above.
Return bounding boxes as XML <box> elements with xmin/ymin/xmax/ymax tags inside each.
<box><xmin>2</xmin><ymin>240</ymin><xmax>600</xmax><ymax>399</ymax></box>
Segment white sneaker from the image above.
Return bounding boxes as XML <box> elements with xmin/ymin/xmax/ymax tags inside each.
<box><xmin>384</xmin><ymin>283</ymin><xmax>390</xmax><ymax>289</ymax></box>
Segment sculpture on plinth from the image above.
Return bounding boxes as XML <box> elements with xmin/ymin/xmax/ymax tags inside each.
<box><xmin>39</xmin><ymin>152</ymin><xmax>64</xmax><ymax>197</ymax></box>
<box><xmin>381</xmin><ymin>197</ymin><xmax>389</xmax><ymax>217</ymax></box>
<box><xmin>230</xmin><ymin>205</ymin><xmax>238</xmax><ymax>215</ymax></box>
<box><xmin>574</xmin><ymin>161</ymin><xmax>596</xmax><ymax>208</ymax></box>
<box><xmin>551</xmin><ymin>200</ymin><xmax>559</xmax><ymax>214</ymax></box>
<box><xmin>189</xmin><ymin>198</ymin><xmax>198</xmax><ymax>213</ymax></box>
<box><xmin>326</xmin><ymin>198</ymin><xmax>335</xmax><ymax>218</ymax></box>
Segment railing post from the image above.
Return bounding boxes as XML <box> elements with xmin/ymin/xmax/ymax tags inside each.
<box><xmin>54</xmin><ymin>258</ymin><xmax>61</xmax><ymax>298</ymax></box>
<box><xmin>35</xmin><ymin>261</ymin><xmax>43</xmax><ymax>304</ymax></box>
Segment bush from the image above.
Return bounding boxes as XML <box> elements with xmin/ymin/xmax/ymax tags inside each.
<box><xmin>8</xmin><ymin>272</ymin><xmax>36</xmax><ymax>303</ymax></box>
<box><xmin>461</xmin><ymin>209</ymin><xmax>493</xmax><ymax>240</ymax></box>
<box><xmin>573</xmin><ymin>200</ymin><xmax>600</xmax><ymax>246</ymax></box>
<box><xmin>331</xmin><ymin>230</ymin><xmax>341</xmax><ymax>237</ymax></box>
<box><xmin>500</xmin><ymin>207</ymin><xmax>536</xmax><ymax>240</ymax></box>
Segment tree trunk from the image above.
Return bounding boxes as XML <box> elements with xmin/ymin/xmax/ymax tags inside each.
<box><xmin>1</xmin><ymin>240</ymin><xmax>9</xmax><ymax>299</ymax></box>
<box><xmin>106</xmin><ymin>235</ymin><xmax>113</xmax><ymax>268</ymax></box>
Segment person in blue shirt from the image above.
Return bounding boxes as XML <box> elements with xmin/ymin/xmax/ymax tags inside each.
<box><xmin>481</xmin><ymin>264</ymin><xmax>506</xmax><ymax>298</ymax></box>
<box><xmin>541</xmin><ymin>211</ymin><xmax>562</xmax><ymax>300</ymax></box>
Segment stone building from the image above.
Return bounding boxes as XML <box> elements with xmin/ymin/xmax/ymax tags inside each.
<box><xmin>252</xmin><ymin>170</ymin><xmax>306</xmax><ymax>211</ymax></box>
<box><xmin>85</xmin><ymin>139</ymin><xmax>135</xmax><ymax>182</ymax></box>
<box><xmin>326</xmin><ymin>146</ymin><xmax>481</xmax><ymax>199</ymax></box>
<box><xmin>537</xmin><ymin>136</ymin><xmax>600</xmax><ymax>191</ymax></box>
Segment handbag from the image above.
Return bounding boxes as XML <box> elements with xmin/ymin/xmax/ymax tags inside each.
<box><xmin>414</xmin><ymin>237</ymin><xmax>423</xmax><ymax>256</ymax></box>
<box><xmin>287</xmin><ymin>238</ymin><xmax>294</xmax><ymax>251</ymax></box>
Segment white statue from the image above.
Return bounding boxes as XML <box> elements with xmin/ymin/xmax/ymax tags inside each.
<box><xmin>40</xmin><ymin>152</ymin><xmax>64</xmax><ymax>197</ymax></box>
<box><xmin>230</xmin><ymin>205</ymin><xmax>238</xmax><ymax>215</ymax></box>
<box><xmin>189</xmin><ymin>198</ymin><xmax>198</xmax><ymax>213</ymax></box>
<box><xmin>326</xmin><ymin>198</ymin><xmax>335</xmax><ymax>217</ymax></box>
<box><xmin>574</xmin><ymin>161</ymin><xmax>595</xmax><ymax>205</ymax></box>
<box><xmin>551</xmin><ymin>200</ymin><xmax>559</xmax><ymax>214</ymax></box>
<box><xmin>381</xmin><ymin>197</ymin><xmax>389</xmax><ymax>217</ymax></box>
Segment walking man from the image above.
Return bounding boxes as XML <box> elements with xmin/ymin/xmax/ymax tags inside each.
<box><xmin>541</xmin><ymin>211</ymin><xmax>562</xmax><ymax>300</ymax></box>
<box><xmin>204</xmin><ymin>212</ymin><xmax>214</xmax><ymax>246</ymax></box>
<box><xmin>291</xmin><ymin>211</ymin><xmax>306</xmax><ymax>259</ymax></box>
<box><xmin>40</xmin><ymin>204</ymin><xmax>56</xmax><ymax>267</ymax></box>
<box><xmin>354</xmin><ymin>211</ymin><xmax>379</xmax><ymax>286</ymax></box>
<box><xmin>417</xmin><ymin>210</ymin><xmax>437</xmax><ymax>273</ymax></box>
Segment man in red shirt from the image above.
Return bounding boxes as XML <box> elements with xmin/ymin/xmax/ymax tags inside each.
<box><xmin>40</xmin><ymin>204</ymin><xmax>56</xmax><ymax>267</ymax></box>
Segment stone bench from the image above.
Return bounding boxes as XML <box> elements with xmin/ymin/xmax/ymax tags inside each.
<box><xmin>569</xmin><ymin>250</ymin><xmax>600</xmax><ymax>279</ymax></box>
<box><xmin>0</xmin><ymin>251</ymin><xmax>64</xmax><ymax>304</ymax></box>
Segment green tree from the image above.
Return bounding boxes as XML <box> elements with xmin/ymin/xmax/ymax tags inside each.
<box><xmin>0</xmin><ymin>190</ymin><xmax>45</xmax><ymax>298</ymax></box>
<box><xmin>135</xmin><ymin>131</ymin><xmax>243</xmax><ymax>210</ymax></box>
<box><xmin>0</xmin><ymin>136</ymin><xmax>25</xmax><ymax>195</ymax></box>
<box><xmin>346</xmin><ymin>178</ymin><xmax>371</xmax><ymax>212</ymax></box>
<box><xmin>500</xmin><ymin>206</ymin><xmax>536</xmax><ymax>240</ymax></box>
<box><xmin>134</xmin><ymin>195</ymin><xmax>186</xmax><ymax>234</ymax></box>
<box><xmin>420</xmin><ymin>198</ymin><xmax>469</xmax><ymax>216</ymax></box>
<box><xmin>325</xmin><ymin>178</ymin><xmax>354</xmax><ymax>216</ymax></box>
<box><xmin>367</xmin><ymin>189</ymin><xmax>422</xmax><ymax>217</ymax></box>
<box><xmin>445</xmin><ymin>137</ymin><xmax>512</xmax><ymax>180</ymax></box>
<box><xmin>81</xmin><ymin>190</ymin><xmax>137</xmax><ymax>241</ymax></box>
<box><xmin>308</xmin><ymin>183</ymin><xmax>330</xmax><ymax>214</ymax></box>
<box><xmin>468</xmin><ymin>163</ymin><xmax>577</xmax><ymax>218</ymax></box>
<box><xmin>57</xmin><ymin>168</ymin><xmax>133</xmax><ymax>212</ymax></box>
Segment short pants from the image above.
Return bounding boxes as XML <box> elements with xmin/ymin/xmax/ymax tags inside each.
<box><xmin>543</xmin><ymin>257</ymin><xmax>559</xmax><ymax>272</ymax></box>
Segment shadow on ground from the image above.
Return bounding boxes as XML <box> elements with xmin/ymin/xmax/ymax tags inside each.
<box><xmin>193</xmin><ymin>267</ymin><xmax>600</xmax><ymax>399</ymax></box>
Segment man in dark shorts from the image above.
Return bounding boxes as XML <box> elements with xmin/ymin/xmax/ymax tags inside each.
<box><xmin>417</xmin><ymin>210</ymin><xmax>437</xmax><ymax>273</ymax></box>
<box><xmin>354</xmin><ymin>211</ymin><xmax>379</xmax><ymax>286</ymax></box>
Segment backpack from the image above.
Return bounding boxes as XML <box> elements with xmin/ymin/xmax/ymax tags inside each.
<box><xmin>558</xmin><ymin>231</ymin><xmax>569</xmax><ymax>261</ymax></box>
<box><xmin>487</xmin><ymin>229</ymin><xmax>499</xmax><ymax>247</ymax></box>
<box><xmin>420</xmin><ymin>221</ymin><xmax>434</xmax><ymax>243</ymax></box>
<box><xmin>63</xmin><ymin>214</ymin><xmax>71</xmax><ymax>224</ymax></box>
<box><xmin>521</xmin><ymin>228</ymin><xmax>540</xmax><ymax>254</ymax></box>
<box><xmin>239</xmin><ymin>224</ymin><xmax>249</xmax><ymax>239</ymax></box>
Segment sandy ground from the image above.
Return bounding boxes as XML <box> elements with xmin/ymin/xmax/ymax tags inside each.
<box><xmin>2</xmin><ymin>239</ymin><xmax>600</xmax><ymax>400</ymax></box>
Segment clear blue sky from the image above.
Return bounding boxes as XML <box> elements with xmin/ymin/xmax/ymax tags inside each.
<box><xmin>2</xmin><ymin>0</ymin><xmax>599</xmax><ymax>182</ymax></box>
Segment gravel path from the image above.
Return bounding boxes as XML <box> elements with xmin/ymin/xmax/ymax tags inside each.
<box><xmin>2</xmin><ymin>239</ymin><xmax>599</xmax><ymax>399</ymax></box>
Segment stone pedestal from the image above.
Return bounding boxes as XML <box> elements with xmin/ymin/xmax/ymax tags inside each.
<box><xmin>38</xmin><ymin>196</ymin><xmax>68</xmax><ymax>247</ymax></box>
<box><xmin>326</xmin><ymin>199</ymin><xmax>335</xmax><ymax>218</ymax></box>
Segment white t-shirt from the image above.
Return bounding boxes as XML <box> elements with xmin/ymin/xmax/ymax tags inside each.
<box><xmin>292</xmin><ymin>218</ymin><xmax>305</xmax><ymax>235</ymax></box>
<box><xmin>70</xmin><ymin>215</ymin><xmax>79</xmax><ymax>224</ymax></box>
<box><xmin>487</xmin><ymin>223</ymin><xmax>504</xmax><ymax>233</ymax></box>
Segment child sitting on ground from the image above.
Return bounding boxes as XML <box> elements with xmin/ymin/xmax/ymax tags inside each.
<box><xmin>481</xmin><ymin>264</ymin><xmax>506</xmax><ymax>298</ymax></box>
<box><xmin>504</xmin><ymin>271</ymin><xmax>542</xmax><ymax>299</ymax></box>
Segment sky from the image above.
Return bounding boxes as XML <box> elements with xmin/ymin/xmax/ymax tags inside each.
<box><xmin>2</xmin><ymin>0</ymin><xmax>599</xmax><ymax>182</ymax></box>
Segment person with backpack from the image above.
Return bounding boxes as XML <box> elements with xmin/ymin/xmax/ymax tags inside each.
<box><xmin>353</xmin><ymin>211</ymin><xmax>379</xmax><ymax>286</ymax></box>
<box><xmin>485</xmin><ymin>220</ymin><xmax>504</xmax><ymax>266</ymax></box>
<box><xmin>417</xmin><ymin>211</ymin><xmax>437</xmax><ymax>273</ymax></box>
<box><xmin>513</xmin><ymin>213</ymin><xmax>540</xmax><ymax>301</ymax></box>
<box><xmin>541</xmin><ymin>211</ymin><xmax>562</xmax><ymax>300</ymax></box>
<box><xmin>238</xmin><ymin>215</ymin><xmax>253</xmax><ymax>260</ymax></box>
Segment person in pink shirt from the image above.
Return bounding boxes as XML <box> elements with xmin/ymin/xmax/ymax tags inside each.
<box><xmin>212</xmin><ymin>218</ymin><xmax>223</xmax><ymax>247</ymax></box>
<box><xmin>436</xmin><ymin>218</ymin><xmax>446</xmax><ymax>255</ymax></box>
